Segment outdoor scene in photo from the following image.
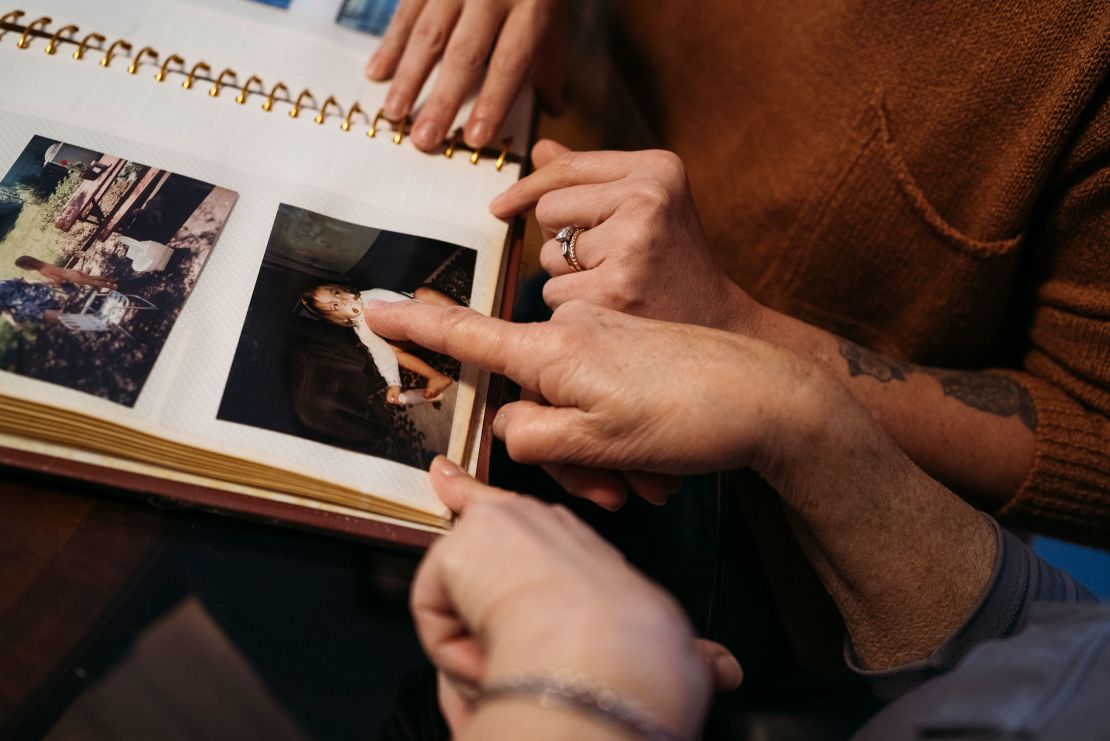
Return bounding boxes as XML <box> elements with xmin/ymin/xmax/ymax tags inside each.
<box><xmin>218</xmin><ymin>204</ymin><xmax>476</xmax><ymax>471</ymax></box>
<box><xmin>0</xmin><ymin>135</ymin><xmax>237</xmax><ymax>405</ymax></box>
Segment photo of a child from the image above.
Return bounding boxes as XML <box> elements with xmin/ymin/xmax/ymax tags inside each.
<box><xmin>218</xmin><ymin>204</ymin><xmax>476</xmax><ymax>471</ymax></box>
<box><xmin>299</xmin><ymin>284</ymin><xmax>460</xmax><ymax>406</ymax></box>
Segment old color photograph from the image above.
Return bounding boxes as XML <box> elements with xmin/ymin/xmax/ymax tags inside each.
<box><xmin>0</xmin><ymin>135</ymin><xmax>237</xmax><ymax>406</ymax></box>
<box><xmin>219</xmin><ymin>204</ymin><xmax>476</xmax><ymax>471</ymax></box>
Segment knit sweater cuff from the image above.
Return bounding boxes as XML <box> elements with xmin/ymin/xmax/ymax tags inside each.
<box><xmin>992</xmin><ymin>371</ymin><xmax>1110</xmax><ymax>547</ymax></box>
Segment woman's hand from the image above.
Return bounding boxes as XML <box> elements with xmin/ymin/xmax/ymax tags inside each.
<box><xmin>367</xmin><ymin>0</ymin><xmax>567</xmax><ymax>152</ymax></box>
<box><xmin>491</xmin><ymin>141</ymin><xmax>762</xmax><ymax>332</ymax></box>
<box><xmin>413</xmin><ymin>457</ymin><xmax>740</xmax><ymax>738</ymax></box>
<box><xmin>366</xmin><ymin>300</ymin><xmax>836</xmax><ymax>489</ymax></box>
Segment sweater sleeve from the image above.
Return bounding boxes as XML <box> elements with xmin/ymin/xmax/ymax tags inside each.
<box><xmin>990</xmin><ymin>95</ymin><xmax>1110</xmax><ymax>548</ymax></box>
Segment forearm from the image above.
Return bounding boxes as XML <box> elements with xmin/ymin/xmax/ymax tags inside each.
<box><xmin>754</xmin><ymin>382</ymin><xmax>998</xmax><ymax>670</ymax></box>
<box><xmin>741</xmin><ymin>297</ymin><xmax>1035</xmax><ymax>510</ymax></box>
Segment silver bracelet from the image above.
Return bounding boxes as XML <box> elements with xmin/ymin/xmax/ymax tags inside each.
<box><xmin>474</xmin><ymin>671</ymin><xmax>683</xmax><ymax>741</ymax></box>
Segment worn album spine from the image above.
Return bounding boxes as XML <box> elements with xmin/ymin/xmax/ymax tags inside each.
<box><xmin>0</xmin><ymin>8</ymin><xmax>516</xmax><ymax>170</ymax></box>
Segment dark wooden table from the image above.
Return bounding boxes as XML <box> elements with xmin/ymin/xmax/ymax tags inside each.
<box><xmin>1</xmin><ymin>439</ymin><xmax>887</xmax><ymax>741</ymax></box>
<box><xmin>0</xmin><ymin>468</ymin><xmax>441</xmax><ymax>740</ymax></box>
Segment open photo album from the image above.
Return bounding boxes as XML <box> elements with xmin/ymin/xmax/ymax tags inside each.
<box><xmin>0</xmin><ymin>0</ymin><xmax>533</xmax><ymax>544</ymax></box>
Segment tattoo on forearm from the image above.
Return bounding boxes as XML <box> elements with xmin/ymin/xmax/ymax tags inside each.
<box><xmin>836</xmin><ymin>339</ymin><xmax>1037</xmax><ymax>430</ymax></box>
<box><xmin>933</xmin><ymin>372</ymin><xmax>1038</xmax><ymax>431</ymax></box>
<box><xmin>838</xmin><ymin>340</ymin><xmax>913</xmax><ymax>382</ymax></box>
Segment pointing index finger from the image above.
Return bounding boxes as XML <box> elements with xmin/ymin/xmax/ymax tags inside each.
<box><xmin>364</xmin><ymin>300</ymin><xmax>543</xmax><ymax>387</ymax></box>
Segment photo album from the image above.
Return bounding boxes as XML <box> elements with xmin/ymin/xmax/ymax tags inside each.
<box><xmin>0</xmin><ymin>0</ymin><xmax>532</xmax><ymax>544</ymax></box>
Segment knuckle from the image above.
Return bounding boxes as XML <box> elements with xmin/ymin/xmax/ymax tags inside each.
<box><xmin>627</xmin><ymin>220</ymin><xmax>657</xmax><ymax>248</ymax></box>
<box><xmin>646</xmin><ymin>149</ymin><xmax>685</xmax><ymax>179</ymax></box>
<box><xmin>538</xmin><ymin>242</ymin><xmax>561</xmax><ymax>273</ymax></box>
<box><xmin>601</xmin><ymin>276</ymin><xmax>639</xmax><ymax>313</ymax></box>
<box><xmin>534</xmin><ymin>193</ymin><xmax>559</xmax><ymax>225</ymax></box>
<box><xmin>488</xmin><ymin>46</ymin><xmax>532</xmax><ymax>78</ymax></box>
<box><xmin>554</xmin><ymin>151</ymin><xmax>579</xmax><ymax>178</ymax></box>
<box><xmin>541</xmin><ymin>281</ymin><xmax>563</xmax><ymax>308</ymax></box>
<box><xmin>412</xmin><ymin>21</ymin><xmax>448</xmax><ymax>53</ymax></box>
<box><xmin>633</xmin><ymin>182</ymin><xmax>671</xmax><ymax>211</ymax></box>
<box><xmin>552</xmin><ymin>298</ymin><xmax>593</xmax><ymax>323</ymax></box>
<box><xmin>445</xmin><ymin>40</ymin><xmax>488</xmax><ymax>72</ymax></box>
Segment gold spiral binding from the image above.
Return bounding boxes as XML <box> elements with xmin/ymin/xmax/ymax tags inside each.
<box><xmin>155</xmin><ymin>54</ymin><xmax>183</xmax><ymax>82</ymax></box>
<box><xmin>495</xmin><ymin>137</ymin><xmax>512</xmax><ymax>172</ymax></box>
<box><xmin>44</xmin><ymin>24</ymin><xmax>78</xmax><ymax>55</ymax></box>
<box><xmin>16</xmin><ymin>15</ymin><xmax>49</xmax><ymax>49</ymax></box>
<box><xmin>73</xmin><ymin>31</ymin><xmax>103</xmax><ymax>60</ymax></box>
<box><xmin>315</xmin><ymin>95</ymin><xmax>338</xmax><ymax>125</ymax></box>
<box><xmin>0</xmin><ymin>10</ymin><xmax>25</xmax><ymax>28</ymax></box>
<box><xmin>368</xmin><ymin>108</ymin><xmax>386</xmax><ymax>138</ymax></box>
<box><xmin>367</xmin><ymin>110</ymin><xmax>411</xmax><ymax>144</ymax></box>
<box><xmin>128</xmin><ymin>46</ymin><xmax>157</xmax><ymax>75</ymax></box>
<box><xmin>340</xmin><ymin>101</ymin><xmax>365</xmax><ymax>131</ymax></box>
<box><xmin>99</xmin><ymin>38</ymin><xmax>130</xmax><ymax>68</ymax></box>
<box><xmin>182</xmin><ymin>61</ymin><xmax>209</xmax><ymax>90</ymax></box>
<box><xmin>262</xmin><ymin>82</ymin><xmax>287</xmax><ymax>112</ymax></box>
<box><xmin>236</xmin><ymin>75</ymin><xmax>263</xmax><ymax>105</ymax></box>
<box><xmin>210</xmin><ymin>68</ymin><xmax>236</xmax><ymax>97</ymax></box>
<box><xmin>444</xmin><ymin>127</ymin><xmax>462</xmax><ymax>159</ymax></box>
<box><xmin>393</xmin><ymin>115</ymin><xmax>410</xmax><ymax>145</ymax></box>
<box><xmin>8</xmin><ymin>11</ymin><xmax>516</xmax><ymax>171</ymax></box>
<box><xmin>289</xmin><ymin>89</ymin><xmax>315</xmax><ymax>119</ymax></box>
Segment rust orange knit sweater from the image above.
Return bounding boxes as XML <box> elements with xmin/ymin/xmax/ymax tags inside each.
<box><xmin>608</xmin><ymin>1</ymin><xmax>1110</xmax><ymax>546</ymax></box>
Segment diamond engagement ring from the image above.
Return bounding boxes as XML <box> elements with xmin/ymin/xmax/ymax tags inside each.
<box><xmin>555</xmin><ymin>226</ymin><xmax>586</xmax><ymax>272</ymax></box>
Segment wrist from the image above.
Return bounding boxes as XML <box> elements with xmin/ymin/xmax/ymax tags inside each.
<box><xmin>716</xmin><ymin>280</ymin><xmax>766</xmax><ymax>337</ymax></box>
<box><xmin>472</xmin><ymin>673</ymin><xmax>686</xmax><ymax>741</ymax></box>
<box><xmin>483</xmin><ymin>596</ymin><xmax>710</xmax><ymax>739</ymax></box>
<box><xmin>746</xmin><ymin>356</ymin><xmax>854</xmax><ymax>491</ymax></box>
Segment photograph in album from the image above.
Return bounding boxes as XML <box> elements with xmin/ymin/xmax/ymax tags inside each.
<box><xmin>219</xmin><ymin>204</ymin><xmax>477</xmax><ymax>471</ymax></box>
<box><xmin>0</xmin><ymin>135</ymin><xmax>236</xmax><ymax>406</ymax></box>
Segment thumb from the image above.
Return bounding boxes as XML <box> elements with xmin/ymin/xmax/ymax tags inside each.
<box><xmin>429</xmin><ymin>456</ymin><xmax>516</xmax><ymax>515</ymax></box>
<box><xmin>693</xmin><ymin>639</ymin><xmax>743</xmax><ymax>692</ymax></box>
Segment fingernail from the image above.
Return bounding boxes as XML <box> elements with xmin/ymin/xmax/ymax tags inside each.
<box><xmin>716</xmin><ymin>654</ymin><xmax>743</xmax><ymax>690</ymax></box>
<box><xmin>433</xmin><ymin>455</ymin><xmax>463</xmax><ymax>477</ymax></box>
<box><xmin>383</xmin><ymin>93</ymin><xmax>405</xmax><ymax>119</ymax></box>
<box><xmin>414</xmin><ymin>120</ymin><xmax>441</xmax><ymax>149</ymax></box>
<box><xmin>491</xmin><ymin>409</ymin><xmax>508</xmax><ymax>438</ymax></box>
<box><xmin>466</xmin><ymin>119</ymin><xmax>492</xmax><ymax>148</ymax></box>
<box><xmin>367</xmin><ymin>51</ymin><xmax>386</xmax><ymax>79</ymax></box>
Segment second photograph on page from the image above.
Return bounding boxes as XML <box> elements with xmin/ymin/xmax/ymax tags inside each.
<box><xmin>219</xmin><ymin>204</ymin><xmax>476</xmax><ymax>471</ymax></box>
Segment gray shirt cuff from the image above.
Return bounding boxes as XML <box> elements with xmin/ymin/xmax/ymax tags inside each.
<box><xmin>846</xmin><ymin>517</ymin><xmax>1096</xmax><ymax>701</ymax></box>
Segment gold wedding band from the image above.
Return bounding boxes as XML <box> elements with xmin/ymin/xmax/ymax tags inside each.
<box><xmin>555</xmin><ymin>226</ymin><xmax>586</xmax><ymax>272</ymax></box>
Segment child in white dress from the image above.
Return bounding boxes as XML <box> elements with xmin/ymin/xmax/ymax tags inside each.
<box><xmin>302</xmin><ymin>284</ymin><xmax>457</xmax><ymax>405</ymax></box>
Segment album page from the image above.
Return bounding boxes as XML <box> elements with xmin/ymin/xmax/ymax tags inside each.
<box><xmin>0</xmin><ymin>1</ymin><xmax>530</xmax><ymax>521</ymax></box>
